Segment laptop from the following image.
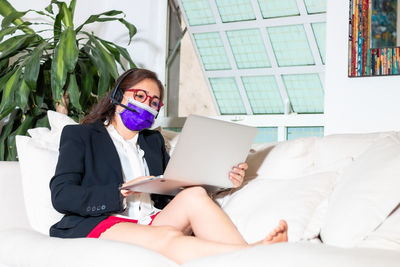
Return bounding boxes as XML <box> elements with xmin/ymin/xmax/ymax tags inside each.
<box><xmin>120</xmin><ymin>114</ymin><xmax>258</xmax><ymax>195</ymax></box>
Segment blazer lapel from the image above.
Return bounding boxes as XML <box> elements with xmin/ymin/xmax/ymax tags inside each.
<box><xmin>90</xmin><ymin>121</ymin><xmax>123</xmax><ymax>182</ymax></box>
<box><xmin>138</xmin><ymin>133</ymin><xmax>163</xmax><ymax>175</ymax></box>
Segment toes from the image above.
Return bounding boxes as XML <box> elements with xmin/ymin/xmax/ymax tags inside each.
<box><xmin>265</xmin><ymin>234</ymin><xmax>273</xmax><ymax>241</ymax></box>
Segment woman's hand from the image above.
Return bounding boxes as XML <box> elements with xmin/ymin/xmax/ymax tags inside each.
<box><xmin>120</xmin><ymin>176</ymin><xmax>154</xmax><ymax>197</ymax></box>
<box><xmin>229</xmin><ymin>163</ymin><xmax>248</xmax><ymax>188</ymax></box>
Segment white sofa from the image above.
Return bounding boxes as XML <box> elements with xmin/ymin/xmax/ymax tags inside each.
<box><xmin>1</xmin><ymin>111</ymin><xmax>400</xmax><ymax>266</ymax></box>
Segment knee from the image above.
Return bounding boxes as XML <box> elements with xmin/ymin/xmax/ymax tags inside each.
<box><xmin>176</xmin><ymin>186</ymin><xmax>208</xmax><ymax>202</ymax></box>
<box><xmin>157</xmin><ymin>226</ymin><xmax>183</xmax><ymax>250</ymax></box>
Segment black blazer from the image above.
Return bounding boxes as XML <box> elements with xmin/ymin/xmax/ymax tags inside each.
<box><xmin>49</xmin><ymin>120</ymin><xmax>171</xmax><ymax>238</ymax></box>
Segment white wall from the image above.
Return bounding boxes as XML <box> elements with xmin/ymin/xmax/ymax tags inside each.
<box><xmin>10</xmin><ymin>0</ymin><xmax>167</xmax><ymax>83</ymax></box>
<box><xmin>325</xmin><ymin>0</ymin><xmax>400</xmax><ymax>134</ymax></box>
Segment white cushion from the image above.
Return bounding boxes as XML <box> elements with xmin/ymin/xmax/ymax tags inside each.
<box><xmin>321</xmin><ymin>135</ymin><xmax>400</xmax><ymax>247</ymax></box>
<box><xmin>254</xmin><ymin>137</ymin><xmax>316</xmax><ymax>180</ymax></box>
<box><xmin>313</xmin><ymin>132</ymin><xmax>386</xmax><ymax>173</ymax></box>
<box><xmin>221</xmin><ymin>171</ymin><xmax>337</xmax><ymax>243</ymax></box>
<box><xmin>15</xmin><ymin>111</ymin><xmax>77</xmax><ymax>235</ymax></box>
<box><xmin>27</xmin><ymin>110</ymin><xmax>77</xmax><ymax>151</ymax></box>
<box><xmin>356</xmin><ymin>206</ymin><xmax>400</xmax><ymax>251</ymax></box>
<box><xmin>16</xmin><ymin>136</ymin><xmax>63</xmax><ymax>235</ymax></box>
<box><xmin>302</xmin><ymin>156</ymin><xmax>354</xmax><ymax>240</ymax></box>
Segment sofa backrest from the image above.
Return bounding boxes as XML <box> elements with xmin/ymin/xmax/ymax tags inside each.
<box><xmin>0</xmin><ymin>161</ymin><xmax>31</xmax><ymax>231</ymax></box>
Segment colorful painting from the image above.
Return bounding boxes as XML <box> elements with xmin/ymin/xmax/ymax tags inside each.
<box><xmin>371</xmin><ymin>0</ymin><xmax>397</xmax><ymax>48</ymax></box>
<box><xmin>348</xmin><ymin>0</ymin><xmax>400</xmax><ymax>77</ymax></box>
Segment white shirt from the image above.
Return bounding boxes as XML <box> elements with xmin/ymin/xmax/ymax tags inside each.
<box><xmin>106</xmin><ymin>124</ymin><xmax>159</xmax><ymax>224</ymax></box>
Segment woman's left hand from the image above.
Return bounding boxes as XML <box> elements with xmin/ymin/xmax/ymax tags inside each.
<box><xmin>229</xmin><ymin>162</ymin><xmax>248</xmax><ymax>188</ymax></box>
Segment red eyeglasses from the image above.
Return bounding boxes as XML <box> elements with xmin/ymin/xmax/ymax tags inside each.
<box><xmin>125</xmin><ymin>89</ymin><xmax>164</xmax><ymax>110</ymax></box>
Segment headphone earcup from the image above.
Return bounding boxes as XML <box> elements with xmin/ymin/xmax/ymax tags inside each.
<box><xmin>110</xmin><ymin>68</ymin><xmax>136</xmax><ymax>104</ymax></box>
<box><xmin>114</xmin><ymin>88</ymin><xmax>124</xmax><ymax>103</ymax></box>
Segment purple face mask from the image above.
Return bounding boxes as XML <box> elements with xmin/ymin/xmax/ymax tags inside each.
<box><xmin>118</xmin><ymin>98</ymin><xmax>158</xmax><ymax>131</ymax></box>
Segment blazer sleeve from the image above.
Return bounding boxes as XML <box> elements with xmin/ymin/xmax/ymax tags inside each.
<box><xmin>50</xmin><ymin>125</ymin><xmax>124</xmax><ymax>217</ymax></box>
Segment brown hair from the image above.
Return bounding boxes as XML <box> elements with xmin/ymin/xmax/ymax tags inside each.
<box><xmin>80</xmin><ymin>68</ymin><xmax>165</xmax><ymax>125</ymax></box>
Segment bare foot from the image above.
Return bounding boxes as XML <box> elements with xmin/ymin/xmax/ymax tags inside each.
<box><xmin>262</xmin><ymin>220</ymin><xmax>288</xmax><ymax>245</ymax></box>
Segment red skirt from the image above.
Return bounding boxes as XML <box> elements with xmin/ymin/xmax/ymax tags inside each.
<box><xmin>87</xmin><ymin>213</ymin><xmax>160</xmax><ymax>238</ymax></box>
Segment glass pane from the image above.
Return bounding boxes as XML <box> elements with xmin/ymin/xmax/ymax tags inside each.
<box><xmin>287</xmin><ymin>126</ymin><xmax>324</xmax><ymax>140</ymax></box>
<box><xmin>181</xmin><ymin>0</ymin><xmax>216</xmax><ymax>26</ymax></box>
<box><xmin>215</xmin><ymin>0</ymin><xmax>256</xmax><ymax>22</ymax></box>
<box><xmin>312</xmin><ymin>22</ymin><xmax>326</xmax><ymax>64</ymax></box>
<box><xmin>267</xmin><ymin>25</ymin><xmax>315</xmax><ymax>66</ymax></box>
<box><xmin>257</xmin><ymin>0</ymin><xmax>299</xmax><ymax>18</ymax></box>
<box><xmin>254</xmin><ymin>127</ymin><xmax>278</xmax><ymax>143</ymax></box>
<box><xmin>226</xmin><ymin>29</ymin><xmax>271</xmax><ymax>69</ymax></box>
<box><xmin>163</xmin><ymin>127</ymin><xmax>182</xmax><ymax>132</ymax></box>
<box><xmin>241</xmin><ymin>75</ymin><xmax>284</xmax><ymax>114</ymax></box>
<box><xmin>209</xmin><ymin>77</ymin><xmax>247</xmax><ymax>114</ymax></box>
<box><xmin>303</xmin><ymin>0</ymin><xmax>327</xmax><ymax>14</ymax></box>
<box><xmin>193</xmin><ymin>32</ymin><xmax>231</xmax><ymax>70</ymax></box>
<box><xmin>283</xmin><ymin>74</ymin><xmax>324</xmax><ymax>113</ymax></box>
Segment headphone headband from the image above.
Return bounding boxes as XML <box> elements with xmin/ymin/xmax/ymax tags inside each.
<box><xmin>110</xmin><ymin>69</ymin><xmax>136</xmax><ymax>104</ymax></box>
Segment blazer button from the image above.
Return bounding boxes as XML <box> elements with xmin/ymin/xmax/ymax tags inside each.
<box><xmin>86</xmin><ymin>206</ymin><xmax>91</xmax><ymax>212</ymax></box>
<box><xmin>96</xmin><ymin>206</ymin><xmax>101</xmax><ymax>211</ymax></box>
<box><xmin>101</xmin><ymin>205</ymin><xmax>106</xmax><ymax>210</ymax></box>
<box><xmin>92</xmin><ymin>206</ymin><xmax>96</xmax><ymax>212</ymax></box>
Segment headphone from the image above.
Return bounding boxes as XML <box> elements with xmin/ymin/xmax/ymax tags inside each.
<box><xmin>110</xmin><ymin>69</ymin><xmax>138</xmax><ymax>113</ymax></box>
<box><xmin>110</xmin><ymin>69</ymin><xmax>135</xmax><ymax>105</ymax></box>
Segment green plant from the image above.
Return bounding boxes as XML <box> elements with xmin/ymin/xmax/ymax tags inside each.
<box><xmin>0</xmin><ymin>0</ymin><xmax>136</xmax><ymax>160</ymax></box>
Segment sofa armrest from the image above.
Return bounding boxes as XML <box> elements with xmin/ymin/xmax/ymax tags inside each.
<box><xmin>0</xmin><ymin>229</ymin><xmax>177</xmax><ymax>267</ymax></box>
<box><xmin>183</xmin><ymin>242</ymin><xmax>400</xmax><ymax>267</ymax></box>
<box><xmin>0</xmin><ymin>161</ymin><xmax>30</xmax><ymax>231</ymax></box>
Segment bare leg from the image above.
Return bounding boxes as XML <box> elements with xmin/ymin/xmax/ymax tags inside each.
<box><xmin>101</xmin><ymin>220</ymin><xmax>288</xmax><ymax>264</ymax></box>
<box><xmin>152</xmin><ymin>186</ymin><xmax>246</xmax><ymax>245</ymax></box>
<box><xmin>100</xmin><ymin>222</ymin><xmax>247</xmax><ymax>264</ymax></box>
<box><xmin>100</xmin><ymin>220</ymin><xmax>288</xmax><ymax>264</ymax></box>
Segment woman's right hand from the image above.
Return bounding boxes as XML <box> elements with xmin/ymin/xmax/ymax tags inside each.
<box><xmin>120</xmin><ymin>176</ymin><xmax>154</xmax><ymax>197</ymax></box>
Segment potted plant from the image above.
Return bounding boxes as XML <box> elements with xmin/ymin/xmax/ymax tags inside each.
<box><xmin>0</xmin><ymin>0</ymin><xmax>136</xmax><ymax>160</ymax></box>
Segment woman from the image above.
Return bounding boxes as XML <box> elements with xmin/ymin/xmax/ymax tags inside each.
<box><xmin>50</xmin><ymin>68</ymin><xmax>288</xmax><ymax>264</ymax></box>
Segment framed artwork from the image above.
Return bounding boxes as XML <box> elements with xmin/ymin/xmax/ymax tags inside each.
<box><xmin>348</xmin><ymin>0</ymin><xmax>400</xmax><ymax>77</ymax></box>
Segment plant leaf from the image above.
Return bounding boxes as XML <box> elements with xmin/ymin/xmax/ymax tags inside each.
<box><xmin>118</xmin><ymin>18</ymin><xmax>136</xmax><ymax>44</ymax></box>
<box><xmin>6</xmin><ymin>114</ymin><xmax>35</xmax><ymax>160</ymax></box>
<box><xmin>0</xmin><ymin>34</ymin><xmax>34</xmax><ymax>61</ymax></box>
<box><xmin>35</xmin><ymin>114</ymin><xmax>49</xmax><ymax>128</ymax></box>
<box><xmin>24</xmin><ymin>41</ymin><xmax>48</xmax><ymax>90</ymax></box>
<box><xmin>0</xmin><ymin>68</ymin><xmax>15</xmax><ymax>94</ymax></box>
<box><xmin>53</xmin><ymin>11</ymin><xmax>63</xmax><ymax>44</ymax></box>
<box><xmin>61</xmin><ymin>2</ymin><xmax>73</xmax><ymax>28</ymax></box>
<box><xmin>0</xmin><ymin>26</ymin><xmax>18</xmax><ymax>42</ymax></box>
<box><xmin>113</xmin><ymin>43</ymin><xmax>136</xmax><ymax>68</ymax></box>
<box><xmin>17</xmin><ymin>79</ymin><xmax>30</xmax><ymax>109</ymax></box>
<box><xmin>0</xmin><ymin>118</ymin><xmax>14</xmax><ymax>161</ymax></box>
<box><xmin>0</xmin><ymin>103</ymin><xmax>15</xmax><ymax>121</ymax></box>
<box><xmin>45</xmin><ymin>2</ymin><xmax>53</xmax><ymax>14</ymax></box>
<box><xmin>1</xmin><ymin>10</ymin><xmax>28</xmax><ymax>28</ymax></box>
<box><xmin>67</xmin><ymin>73</ymin><xmax>81</xmax><ymax>111</ymax></box>
<box><xmin>75</xmin><ymin>10</ymin><xmax>123</xmax><ymax>32</ymax></box>
<box><xmin>86</xmin><ymin>47</ymin><xmax>109</xmax><ymax>98</ymax></box>
<box><xmin>51</xmin><ymin>36</ymin><xmax>67</xmax><ymax>102</ymax></box>
<box><xmin>69</xmin><ymin>0</ymin><xmax>76</xmax><ymax>20</ymax></box>
<box><xmin>0</xmin><ymin>57</ymin><xmax>8</xmax><ymax>73</ymax></box>
<box><xmin>63</xmin><ymin>27</ymin><xmax>78</xmax><ymax>72</ymax></box>
<box><xmin>77</xmin><ymin>60</ymin><xmax>94</xmax><ymax>108</ymax></box>
<box><xmin>88</xmin><ymin>35</ymin><xmax>118</xmax><ymax>79</ymax></box>
<box><xmin>0</xmin><ymin>68</ymin><xmax>21</xmax><ymax>114</ymax></box>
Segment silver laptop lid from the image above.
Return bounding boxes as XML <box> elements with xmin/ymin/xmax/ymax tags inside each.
<box><xmin>163</xmin><ymin>115</ymin><xmax>258</xmax><ymax>188</ymax></box>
